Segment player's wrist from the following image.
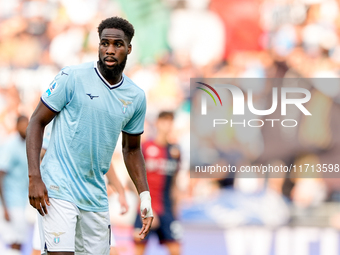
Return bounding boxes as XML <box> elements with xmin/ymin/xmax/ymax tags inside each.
<box><xmin>139</xmin><ymin>191</ymin><xmax>153</xmax><ymax>218</ymax></box>
<box><xmin>117</xmin><ymin>188</ymin><xmax>125</xmax><ymax>196</ymax></box>
<box><xmin>28</xmin><ymin>173</ymin><xmax>42</xmax><ymax>180</ymax></box>
<box><xmin>139</xmin><ymin>191</ymin><xmax>151</xmax><ymax>200</ymax></box>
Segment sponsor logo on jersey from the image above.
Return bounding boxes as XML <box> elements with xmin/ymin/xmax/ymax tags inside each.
<box><xmin>46</xmin><ymin>80</ymin><xmax>58</xmax><ymax>96</ymax></box>
<box><xmin>86</xmin><ymin>93</ymin><xmax>99</xmax><ymax>100</ymax></box>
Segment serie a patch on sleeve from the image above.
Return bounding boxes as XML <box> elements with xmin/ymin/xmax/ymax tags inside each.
<box><xmin>46</xmin><ymin>80</ymin><xmax>58</xmax><ymax>96</ymax></box>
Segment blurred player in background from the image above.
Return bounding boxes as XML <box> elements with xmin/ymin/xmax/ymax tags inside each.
<box><xmin>26</xmin><ymin>16</ymin><xmax>153</xmax><ymax>255</ymax></box>
<box><xmin>134</xmin><ymin>111</ymin><xmax>182</xmax><ymax>255</ymax></box>
<box><xmin>0</xmin><ymin>116</ymin><xmax>29</xmax><ymax>255</ymax></box>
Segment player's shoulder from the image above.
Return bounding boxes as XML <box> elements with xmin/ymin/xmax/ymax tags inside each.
<box><xmin>60</xmin><ymin>61</ymin><xmax>94</xmax><ymax>76</ymax></box>
<box><xmin>58</xmin><ymin>62</ymin><xmax>93</xmax><ymax>78</ymax></box>
<box><xmin>122</xmin><ymin>74</ymin><xmax>146</xmax><ymax>96</ymax></box>
<box><xmin>168</xmin><ymin>143</ymin><xmax>180</xmax><ymax>151</ymax></box>
<box><xmin>168</xmin><ymin>143</ymin><xmax>181</xmax><ymax>159</ymax></box>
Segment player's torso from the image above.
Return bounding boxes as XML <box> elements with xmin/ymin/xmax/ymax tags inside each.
<box><xmin>143</xmin><ymin>141</ymin><xmax>180</xmax><ymax>214</ymax></box>
<box><xmin>54</xmin><ymin>65</ymin><xmax>138</xmax><ymax>172</ymax></box>
<box><xmin>143</xmin><ymin>141</ymin><xmax>180</xmax><ymax>176</ymax></box>
<box><xmin>3</xmin><ymin>134</ymin><xmax>28</xmax><ymax>207</ymax></box>
<box><xmin>65</xmin><ymin>70</ymin><xmax>135</xmax><ymax>133</ymax></box>
<box><xmin>5</xmin><ymin>134</ymin><xmax>28</xmax><ymax>179</ymax></box>
<box><xmin>41</xmin><ymin>62</ymin><xmax>144</xmax><ymax>211</ymax></box>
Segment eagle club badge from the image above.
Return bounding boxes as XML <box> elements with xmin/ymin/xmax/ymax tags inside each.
<box><xmin>49</xmin><ymin>232</ymin><xmax>65</xmax><ymax>244</ymax></box>
<box><xmin>54</xmin><ymin>237</ymin><xmax>60</xmax><ymax>244</ymax></box>
<box><xmin>119</xmin><ymin>98</ymin><xmax>132</xmax><ymax>114</ymax></box>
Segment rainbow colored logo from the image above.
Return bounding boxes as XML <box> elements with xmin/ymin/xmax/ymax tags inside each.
<box><xmin>196</xmin><ymin>82</ymin><xmax>222</xmax><ymax>106</ymax></box>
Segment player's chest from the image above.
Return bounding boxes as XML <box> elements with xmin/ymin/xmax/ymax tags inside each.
<box><xmin>69</xmin><ymin>84</ymin><xmax>135</xmax><ymax>119</ymax></box>
<box><xmin>144</xmin><ymin>145</ymin><xmax>179</xmax><ymax>175</ymax></box>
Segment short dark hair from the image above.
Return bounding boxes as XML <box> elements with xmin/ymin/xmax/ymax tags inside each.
<box><xmin>158</xmin><ymin>111</ymin><xmax>174</xmax><ymax>120</ymax></box>
<box><xmin>97</xmin><ymin>17</ymin><xmax>135</xmax><ymax>43</ymax></box>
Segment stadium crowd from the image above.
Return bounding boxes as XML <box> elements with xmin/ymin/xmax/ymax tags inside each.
<box><xmin>2</xmin><ymin>0</ymin><xmax>340</xmax><ymax>254</ymax></box>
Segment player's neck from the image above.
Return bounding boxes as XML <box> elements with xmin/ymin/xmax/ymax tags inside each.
<box><xmin>154</xmin><ymin>134</ymin><xmax>167</xmax><ymax>146</ymax></box>
<box><xmin>97</xmin><ymin>61</ymin><xmax>123</xmax><ymax>85</ymax></box>
<box><xmin>102</xmin><ymin>72</ymin><xmax>122</xmax><ymax>85</ymax></box>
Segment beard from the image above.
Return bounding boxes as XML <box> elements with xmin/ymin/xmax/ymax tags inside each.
<box><xmin>98</xmin><ymin>55</ymin><xmax>127</xmax><ymax>81</ymax></box>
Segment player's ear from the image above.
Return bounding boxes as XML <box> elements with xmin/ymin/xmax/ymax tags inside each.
<box><xmin>128</xmin><ymin>44</ymin><xmax>132</xmax><ymax>55</ymax></box>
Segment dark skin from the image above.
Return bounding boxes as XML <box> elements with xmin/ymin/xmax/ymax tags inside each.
<box><xmin>26</xmin><ymin>28</ymin><xmax>153</xmax><ymax>255</ymax></box>
<box><xmin>134</xmin><ymin>117</ymin><xmax>181</xmax><ymax>255</ymax></box>
<box><xmin>122</xmin><ymin>132</ymin><xmax>153</xmax><ymax>239</ymax></box>
<box><xmin>98</xmin><ymin>28</ymin><xmax>131</xmax><ymax>85</ymax></box>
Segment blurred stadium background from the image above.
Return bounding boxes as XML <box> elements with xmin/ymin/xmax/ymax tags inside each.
<box><xmin>2</xmin><ymin>0</ymin><xmax>340</xmax><ymax>254</ymax></box>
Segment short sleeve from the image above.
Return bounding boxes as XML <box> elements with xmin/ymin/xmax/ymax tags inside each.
<box><xmin>41</xmin><ymin>67</ymin><xmax>74</xmax><ymax>113</ymax></box>
<box><xmin>122</xmin><ymin>93</ymin><xmax>146</xmax><ymax>135</ymax></box>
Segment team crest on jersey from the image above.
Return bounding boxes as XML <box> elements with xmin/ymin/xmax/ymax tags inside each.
<box><xmin>49</xmin><ymin>232</ymin><xmax>65</xmax><ymax>244</ymax></box>
<box><xmin>46</xmin><ymin>80</ymin><xmax>58</xmax><ymax>96</ymax></box>
<box><xmin>119</xmin><ymin>98</ymin><xmax>132</xmax><ymax>114</ymax></box>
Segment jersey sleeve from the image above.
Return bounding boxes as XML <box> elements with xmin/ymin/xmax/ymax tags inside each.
<box><xmin>122</xmin><ymin>92</ymin><xmax>146</xmax><ymax>135</ymax></box>
<box><xmin>41</xmin><ymin>67</ymin><xmax>75</xmax><ymax>113</ymax></box>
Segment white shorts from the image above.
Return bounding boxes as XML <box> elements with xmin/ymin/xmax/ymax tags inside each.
<box><xmin>38</xmin><ymin>198</ymin><xmax>111</xmax><ymax>255</ymax></box>
<box><xmin>33</xmin><ymin>213</ymin><xmax>116</xmax><ymax>251</ymax></box>
<box><xmin>0</xmin><ymin>206</ymin><xmax>29</xmax><ymax>244</ymax></box>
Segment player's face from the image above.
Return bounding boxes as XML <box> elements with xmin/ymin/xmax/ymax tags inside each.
<box><xmin>156</xmin><ymin>117</ymin><xmax>174</xmax><ymax>135</ymax></box>
<box><xmin>98</xmin><ymin>28</ymin><xmax>131</xmax><ymax>79</ymax></box>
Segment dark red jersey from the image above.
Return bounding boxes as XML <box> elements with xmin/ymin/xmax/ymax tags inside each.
<box><xmin>142</xmin><ymin>140</ymin><xmax>180</xmax><ymax>215</ymax></box>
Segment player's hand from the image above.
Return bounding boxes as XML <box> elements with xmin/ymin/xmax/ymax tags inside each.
<box><xmin>29</xmin><ymin>176</ymin><xmax>50</xmax><ymax>216</ymax></box>
<box><xmin>118</xmin><ymin>193</ymin><xmax>129</xmax><ymax>215</ymax></box>
<box><xmin>4</xmin><ymin>208</ymin><xmax>10</xmax><ymax>222</ymax></box>
<box><xmin>139</xmin><ymin>208</ymin><xmax>153</xmax><ymax>240</ymax></box>
<box><xmin>139</xmin><ymin>191</ymin><xmax>154</xmax><ymax>239</ymax></box>
<box><xmin>150</xmin><ymin>213</ymin><xmax>160</xmax><ymax>230</ymax></box>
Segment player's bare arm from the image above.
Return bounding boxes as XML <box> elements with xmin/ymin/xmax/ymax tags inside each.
<box><xmin>122</xmin><ymin>132</ymin><xmax>153</xmax><ymax>239</ymax></box>
<box><xmin>0</xmin><ymin>171</ymin><xmax>10</xmax><ymax>221</ymax></box>
<box><xmin>26</xmin><ymin>101</ymin><xmax>57</xmax><ymax>216</ymax></box>
<box><xmin>106</xmin><ymin>163</ymin><xmax>129</xmax><ymax>214</ymax></box>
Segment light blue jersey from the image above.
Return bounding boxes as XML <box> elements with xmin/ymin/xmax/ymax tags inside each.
<box><xmin>0</xmin><ymin>133</ymin><xmax>28</xmax><ymax>208</ymax></box>
<box><xmin>40</xmin><ymin>61</ymin><xmax>146</xmax><ymax>212</ymax></box>
<box><xmin>42</xmin><ymin>120</ymin><xmax>53</xmax><ymax>150</ymax></box>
